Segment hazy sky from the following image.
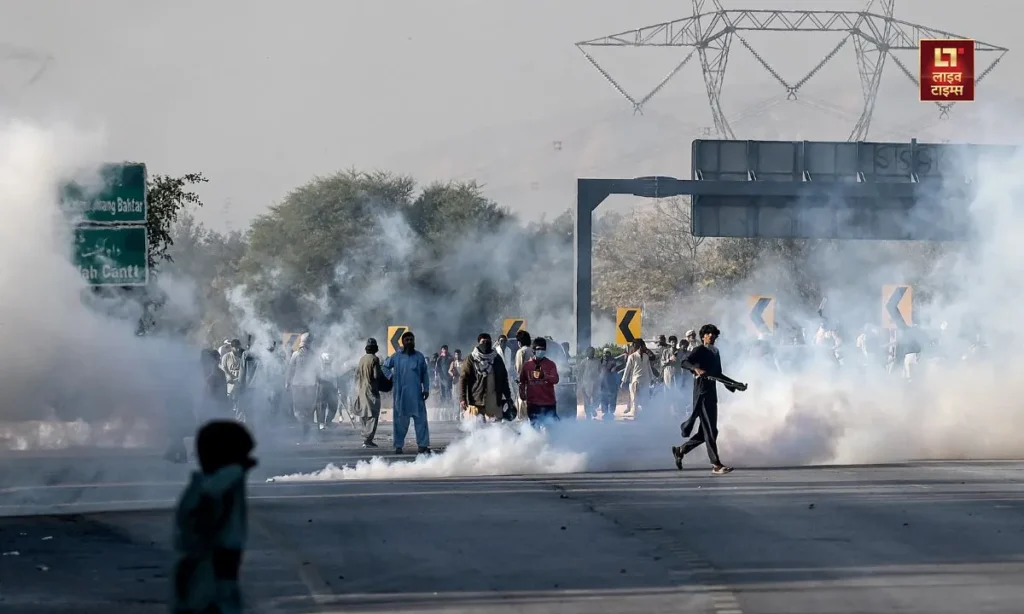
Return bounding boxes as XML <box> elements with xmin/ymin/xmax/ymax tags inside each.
<box><xmin>0</xmin><ymin>0</ymin><xmax>1015</xmax><ymax>229</ymax></box>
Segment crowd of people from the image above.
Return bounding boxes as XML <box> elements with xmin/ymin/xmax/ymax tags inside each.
<box><xmin>745</xmin><ymin>319</ymin><xmax>986</xmax><ymax>381</ymax></box>
<box><xmin>166</xmin><ymin>315</ymin><xmax>986</xmax><ymax>613</ymax></box>
<box><xmin>175</xmin><ymin>327</ymin><xmax>583</xmax><ymax>457</ymax></box>
<box><xmin>175</xmin><ymin>314</ymin><xmax>980</xmax><ymax>470</ymax></box>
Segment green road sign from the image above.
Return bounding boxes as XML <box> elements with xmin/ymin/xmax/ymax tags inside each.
<box><xmin>74</xmin><ymin>226</ymin><xmax>148</xmax><ymax>286</ymax></box>
<box><xmin>61</xmin><ymin>162</ymin><xmax>147</xmax><ymax>224</ymax></box>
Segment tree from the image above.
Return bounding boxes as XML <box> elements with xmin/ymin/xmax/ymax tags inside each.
<box><xmin>408</xmin><ymin>180</ymin><xmax>509</xmax><ymax>246</ymax></box>
<box><xmin>164</xmin><ymin>210</ymin><xmax>247</xmax><ymax>344</ymax></box>
<box><xmin>593</xmin><ymin>198</ymin><xmax>707</xmax><ymax>311</ymax></box>
<box><xmin>239</xmin><ymin>170</ymin><xmax>418</xmax><ymax>326</ymax></box>
<box><xmin>91</xmin><ymin>171</ymin><xmax>207</xmax><ymax>335</ymax></box>
<box><xmin>146</xmin><ymin>172</ymin><xmax>208</xmax><ymax>272</ymax></box>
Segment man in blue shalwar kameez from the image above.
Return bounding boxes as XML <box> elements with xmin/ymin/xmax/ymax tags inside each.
<box><xmin>382</xmin><ymin>330</ymin><xmax>432</xmax><ymax>455</ymax></box>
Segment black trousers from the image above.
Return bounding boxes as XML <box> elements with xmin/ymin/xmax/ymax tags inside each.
<box><xmin>526</xmin><ymin>404</ymin><xmax>558</xmax><ymax>426</ymax></box>
<box><xmin>438</xmin><ymin>378</ymin><xmax>453</xmax><ymax>405</ymax></box>
<box><xmin>318</xmin><ymin>385</ymin><xmax>338</xmax><ymax>424</ymax></box>
<box><xmin>679</xmin><ymin>395</ymin><xmax>721</xmax><ymax>466</ymax></box>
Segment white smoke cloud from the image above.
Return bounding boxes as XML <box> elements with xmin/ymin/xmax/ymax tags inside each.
<box><xmin>267</xmin><ymin>108</ymin><xmax>1024</xmax><ymax>482</ymax></box>
<box><xmin>703</xmin><ymin>136</ymin><xmax>1024</xmax><ymax>467</ymax></box>
<box><xmin>0</xmin><ymin>121</ymin><xmax>202</xmax><ymax>449</ymax></box>
<box><xmin>269</xmin><ymin>417</ymin><xmax>586</xmax><ymax>482</ymax></box>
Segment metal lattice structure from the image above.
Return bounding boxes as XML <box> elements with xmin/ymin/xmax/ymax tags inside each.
<box><xmin>0</xmin><ymin>42</ymin><xmax>52</xmax><ymax>89</ymax></box>
<box><xmin>576</xmin><ymin>0</ymin><xmax>1008</xmax><ymax>141</ymax></box>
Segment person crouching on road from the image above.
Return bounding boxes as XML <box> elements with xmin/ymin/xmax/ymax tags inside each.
<box><xmin>459</xmin><ymin>333</ymin><xmax>514</xmax><ymax>422</ymax></box>
<box><xmin>519</xmin><ymin>337</ymin><xmax>560</xmax><ymax>426</ymax></box>
<box><xmin>171</xmin><ymin>420</ymin><xmax>257</xmax><ymax>614</ymax></box>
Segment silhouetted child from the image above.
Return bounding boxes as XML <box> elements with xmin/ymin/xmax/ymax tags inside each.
<box><xmin>170</xmin><ymin>420</ymin><xmax>258</xmax><ymax>614</ymax></box>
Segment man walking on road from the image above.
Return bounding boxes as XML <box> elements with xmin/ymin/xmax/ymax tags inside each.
<box><xmin>672</xmin><ymin>324</ymin><xmax>746</xmax><ymax>475</ymax></box>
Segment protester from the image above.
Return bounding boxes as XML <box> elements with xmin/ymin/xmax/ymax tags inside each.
<box><xmin>285</xmin><ymin>332</ymin><xmax>319</xmax><ymax>436</ymax></box>
<box><xmin>621</xmin><ymin>339</ymin><xmax>653</xmax><ymax>416</ymax></box>
<box><xmin>170</xmin><ymin>420</ymin><xmax>258</xmax><ymax>614</ymax></box>
<box><xmin>459</xmin><ymin>333</ymin><xmax>514</xmax><ymax>422</ymax></box>
<box><xmin>598</xmin><ymin>349</ymin><xmax>620</xmax><ymax>420</ymax></box>
<box><xmin>672</xmin><ymin>324</ymin><xmax>746</xmax><ymax>475</ymax></box>
<box><xmin>435</xmin><ymin>345</ymin><xmax>454</xmax><ymax>409</ymax></box>
<box><xmin>513</xmin><ymin>330</ymin><xmax>534</xmax><ymax>420</ymax></box>
<box><xmin>352</xmin><ymin>337</ymin><xmax>386</xmax><ymax>448</ymax></box>
<box><xmin>448</xmin><ymin>348</ymin><xmax>464</xmax><ymax>418</ymax></box>
<box><xmin>382</xmin><ymin>330</ymin><xmax>432</xmax><ymax>454</ymax></box>
<box><xmin>519</xmin><ymin>336</ymin><xmax>560</xmax><ymax>426</ymax></box>
<box><xmin>578</xmin><ymin>347</ymin><xmax>602</xmax><ymax>419</ymax></box>
<box><xmin>661</xmin><ymin>336</ymin><xmax>684</xmax><ymax>415</ymax></box>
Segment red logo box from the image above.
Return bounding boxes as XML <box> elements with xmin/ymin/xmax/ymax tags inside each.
<box><xmin>920</xmin><ymin>39</ymin><xmax>975</xmax><ymax>102</ymax></box>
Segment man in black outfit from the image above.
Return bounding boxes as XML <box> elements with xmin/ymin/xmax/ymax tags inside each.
<box><xmin>672</xmin><ymin>324</ymin><xmax>746</xmax><ymax>475</ymax></box>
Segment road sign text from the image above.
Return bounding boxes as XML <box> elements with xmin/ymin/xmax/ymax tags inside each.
<box><xmin>61</xmin><ymin>163</ymin><xmax>148</xmax><ymax>224</ymax></box>
<box><xmin>73</xmin><ymin>226</ymin><xmax>148</xmax><ymax>287</ymax></box>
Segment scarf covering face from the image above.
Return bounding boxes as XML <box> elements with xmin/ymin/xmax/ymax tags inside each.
<box><xmin>471</xmin><ymin>345</ymin><xmax>496</xmax><ymax>376</ymax></box>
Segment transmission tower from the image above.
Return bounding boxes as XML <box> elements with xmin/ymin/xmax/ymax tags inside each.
<box><xmin>576</xmin><ymin>0</ymin><xmax>1008</xmax><ymax>141</ymax></box>
<box><xmin>0</xmin><ymin>41</ymin><xmax>51</xmax><ymax>92</ymax></box>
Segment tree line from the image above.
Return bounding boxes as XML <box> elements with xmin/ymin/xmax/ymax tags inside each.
<box><xmin>137</xmin><ymin>168</ymin><xmax>949</xmax><ymax>346</ymax></box>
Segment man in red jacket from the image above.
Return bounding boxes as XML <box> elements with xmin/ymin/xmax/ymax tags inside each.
<box><xmin>518</xmin><ymin>337</ymin><xmax>560</xmax><ymax>426</ymax></box>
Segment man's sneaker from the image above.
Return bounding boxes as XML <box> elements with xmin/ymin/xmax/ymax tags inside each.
<box><xmin>395</xmin><ymin>448</ymin><xmax>403</xmax><ymax>455</ymax></box>
<box><xmin>671</xmin><ymin>446</ymin><xmax>684</xmax><ymax>471</ymax></box>
<box><xmin>418</xmin><ymin>447</ymin><xmax>433</xmax><ymax>455</ymax></box>
<box><xmin>712</xmin><ymin>465</ymin><xmax>733</xmax><ymax>475</ymax></box>
<box><xmin>363</xmin><ymin>441</ymin><xmax>378</xmax><ymax>449</ymax></box>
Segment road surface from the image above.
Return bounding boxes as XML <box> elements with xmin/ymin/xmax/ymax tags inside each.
<box><xmin>2</xmin><ymin>422</ymin><xmax>1023</xmax><ymax>613</ymax></box>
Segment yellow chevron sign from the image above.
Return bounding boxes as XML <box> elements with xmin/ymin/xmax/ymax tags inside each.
<box><xmin>615</xmin><ymin>307</ymin><xmax>642</xmax><ymax>345</ymax></box>
<box><xmin>882</xmin><ymin>285</ymin><xmax>913</xmax><ymax>329</ymax></box>
<box><xmin>387</xmin><ymin>325</ymin><xmax>410</xmax><ymax>356</ymax></box>
<box><xmin>747</xmin><ymin>295</ymin><xmax>776</xmax><ymax>335</ymax></box>
<box><xmin>281</xmin><ymin>332</ymin><xmax>305</xmax><ymax>353</ymax></box>
<box><xmin>503</xmin><ymin>318</ymin><xmax>526</xmax><ymax>339</ymax></box>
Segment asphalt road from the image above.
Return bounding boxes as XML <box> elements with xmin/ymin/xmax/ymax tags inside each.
<box><xmin>2</xmin><ymin>422</ymin><xmax>1024</xmax><ymax>613</ymax></box>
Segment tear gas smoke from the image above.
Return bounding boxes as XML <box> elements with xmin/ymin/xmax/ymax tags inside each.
<box><xmin>229</xmin><ymin>202</ymin><xmax>620</xmax><ymax>379</ymax></box>
<box><xmin>269</xmin><ymin>417</ymin><xmax>587</xmax><ymax>482</ymax></box>
<box><xmin>0</xmin><ymin>121</ymin><xmax>201</xmax><ymax>449</ymax></box>
<box><xmin>268</xmin><ymin>127</ymin><xmax>1024</xmax><ymax>482</ymax></box>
